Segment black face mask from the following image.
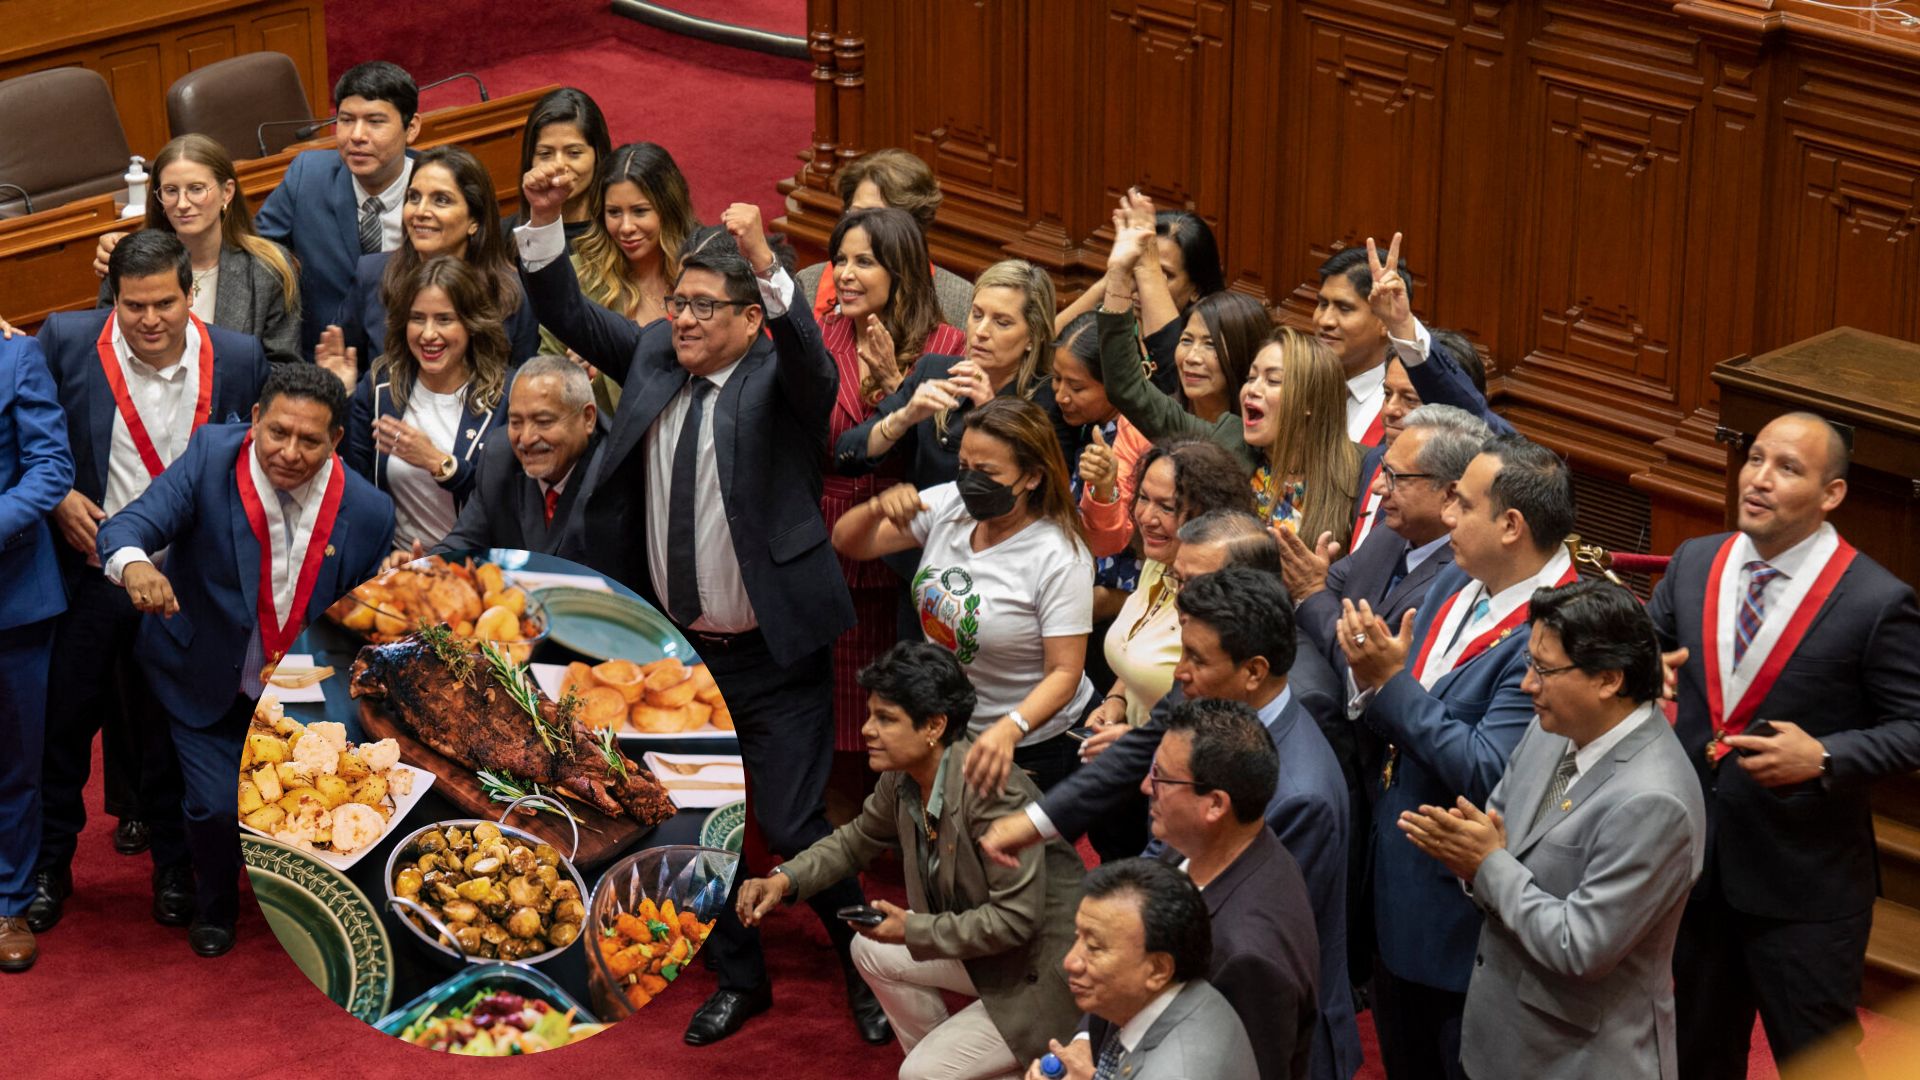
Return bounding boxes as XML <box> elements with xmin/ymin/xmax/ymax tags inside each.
<box><xmin>956</xmin><ymin>468</ymin><xmax>1019</xmax><ymax>520</ymax></box>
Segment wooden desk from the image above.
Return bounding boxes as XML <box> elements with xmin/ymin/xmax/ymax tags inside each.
<box><xmin>0</xmin><ymin>0</ymin><xmax>330</xmax><ymax>158</ymax></box>
<box><xmin>0</xmin><ymin>85</ymin><xmax>553</xmax><ymax>333</ymax></box>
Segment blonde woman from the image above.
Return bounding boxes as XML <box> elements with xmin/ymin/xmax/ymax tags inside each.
<box><xmin>1239</xmin><ymin>327</ymin><xmax>1360</xmax><ymax>539</ymax></box>
<box><xmin>94</xmin><ymin>134</ymin><xmax>300</xmax><ymax>363</ymax></box>
<box><xmin>836</xmin><ymin>259</ymin><xmax>1066</xmax><ymax>491</ymax></box>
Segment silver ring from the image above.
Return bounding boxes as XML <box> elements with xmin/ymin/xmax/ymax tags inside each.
<box><xmin>1352</xmin><ymin>632</ymin><xmax>1369</xmax><ymax>645</ymax></box>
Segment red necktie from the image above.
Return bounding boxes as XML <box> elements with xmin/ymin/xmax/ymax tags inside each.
<box><xmin>543</xmin><ymin>486</ymin><xmax>559</xmax><ymax>525</ymax></box>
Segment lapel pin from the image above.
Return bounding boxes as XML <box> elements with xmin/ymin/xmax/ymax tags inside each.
<box><xmin>465</xmin><ymin>428</ymin><xmax>476</xmax><ymax>439</ymax></box>
<box><xmin>1560</xmin><ymin>799</ymin><xmax>1573</xmax><ymax>811</ymax></box>
<box><xmin>325</xmin><ymin>544</ymin><xmax>336</xmax><ymax>557</ymax></box>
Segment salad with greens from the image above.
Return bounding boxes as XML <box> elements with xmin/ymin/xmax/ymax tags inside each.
<box><xmin>399</xmin><ymin>988</ymin><xmax>601</xmax><ymax>1055</ymax></box>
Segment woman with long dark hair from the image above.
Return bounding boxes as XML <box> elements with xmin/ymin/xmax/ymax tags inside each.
<box><xmin>504</xmin><ymin>87</ymin><xmax>613</xmax><ymax>244</ymax></box>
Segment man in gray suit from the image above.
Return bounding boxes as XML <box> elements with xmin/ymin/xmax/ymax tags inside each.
<box><xmin>1027</xmin><ymin>858</ymin><xmax>1257</xmax><ymax>1080</ymax></box>
<box><xmin>1398</xmin><ymin>579</ymin><xmax>1706</xmax><ymax>1080</ymax></box>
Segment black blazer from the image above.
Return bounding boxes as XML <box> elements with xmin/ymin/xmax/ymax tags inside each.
<box><xmin>1299</xmin><ymin>528</ymin><xmax>1453</xmax><ymax>675</ymax></box>
<box><xmin>36</xmin><ymin>309</ymin><xmax>268</xmax><ymax>579</ymax></box>
<box><xmin>433</xmin><ymin>432</ymin><xmax>598</xmax><ymax>561</ymax></box>
<box><xmin>1647</xmin><ymin>531</ymin><xmax>1920</xmax><ymax>921</ymax></box>
<box><xmin>1158</xmin><ymin>828</ymin><xmax>1321</xmax><ymax>1080</ymax></box>
<box><xmin>522</xmin><ymin>254</ymin><xmax>854</xmax><ymax>666</ymax></box>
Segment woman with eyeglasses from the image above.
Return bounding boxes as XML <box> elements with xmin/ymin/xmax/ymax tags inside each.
<box><xmin>833</xmin><ymin>397</ymin><xmax>1096</xmax><ymax>797</ymax></box>
<box><xmin>317</xmin><ymin>146</ymin><xmax>539</xmax><ymax>389</ymax></box>
<box><xmin>344</xmin><ymin>256</ymin><xmax>510</xmax><ymax>553</ymax></box>
<box><xmin>92</xmin><ymin>134</ymin><xmax>301</xmax><ymax>364</ymax></box>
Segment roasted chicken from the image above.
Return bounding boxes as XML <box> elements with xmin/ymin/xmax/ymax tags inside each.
<box><xmin>350</xmin><ymin>632</ymin><xmax>675</xmax><ymax>826</ymax></box>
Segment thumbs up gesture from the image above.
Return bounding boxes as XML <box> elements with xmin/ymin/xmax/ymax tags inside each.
<box><xmin>1079</xmin><ymin>425</ymin><xmax>1118</xmax><ymax>503</ymax></box>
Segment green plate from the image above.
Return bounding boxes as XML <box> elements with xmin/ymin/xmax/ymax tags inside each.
<box><xmin>699</xmin><ymin>799</ymin><xmax>747</xmax><ymax>853</ymax></box>
<box><xmin>530</xmin><ymin>586</ymin><xmax>693</xmax><ymax>664</ymax></box>
<box><xmin>244</xmin><ymin>836</ymin><xmax>394</xmax><ymax>1023</ymax></box>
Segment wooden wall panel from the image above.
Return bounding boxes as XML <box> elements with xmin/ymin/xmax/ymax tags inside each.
<box><xmin>0</xmin><ymin>0</ymin><xmax>330</xmax><ymax>158</ymax></box>
<box><xmin>777</xmin><ymin>0</ymin><xmax>1920</xmax><ymax>558</ymax></box>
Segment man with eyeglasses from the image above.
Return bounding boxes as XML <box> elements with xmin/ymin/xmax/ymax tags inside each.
<box><xmin>1399</xmin><ymin>578</ymin><xmax>1704</xmax><ymax>1080</ymax></box>
<box><xmin>1140</xmin><ymin>697</ymin><xmax>1321</xmax><ymax>1080</ymax></box>
<box><xmin>514</xmin><ymin>164</ymin><xmax>883</xmax><ymax>1047</ymax></box>
<box><xmin>426</xmin><ymin>354</ymin><xmax>599</xmax><ymax>561</ymax></box>
<box><xmin>1334</xmin><ymin>433</ymin><xmax>1577</xmax><ymax>1080</ymax></box>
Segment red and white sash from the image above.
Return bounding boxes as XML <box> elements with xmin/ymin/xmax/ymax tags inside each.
<box><xmin>97</xmin><ymin>312</ymin><xmax>215</xmax><ymax>478</ymax></box>
<box><xmin>1349</xmin><ymin>459</ymin><xmax>1386</xmax><ymax>553</ymax></box>
<box><xmin>1413</xmin><ymin>548</ymin><xmax>1578</xmax><ymax>687</ymax></box>
<box><xmin>236</xmin><ymin>437</ymin><xmax>344</xmax><ymax>664</ymax></box>
<box><xmin>1701</xmin><ymin>528</ymin><xmax>1853</xmax><ymax>762</ymax></box>
<box><xmin>1360</xmin><ymin>403</ymin><xmax>1385</xmax><ymax>447</ymax></box>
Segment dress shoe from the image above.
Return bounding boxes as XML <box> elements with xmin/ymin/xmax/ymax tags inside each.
<box><xmin>0</xmin><ymin>917</ymin><xmax>36</xmax><ymax>972</ymax></box>
<box><xmin>152</xmin><ymin>863</ymin><xmax>196</xmax><ymax>927</ymax></box>
<box><xmin>113</xmin><ymin>819</ymin><xmax>152</xmax><ymax>856</ymax></box>
<box><xmin>683</xmin><ymin>984</ymin><xmax>773</xmax><ymax>1045</ymax></box>
<box><xmin>844</xmin><ymin>961</ymin><xmax>893</xmax><ymax>1045</ymax></box>
<box><xmin>25</xmin><ymin>867</ymin><xmax>70</xmax><ymax>933</ymax></box>
<box><xmin>188</xmin><ymin>921</ymin><xmax>235</xmax><ymax>957</ymax></box>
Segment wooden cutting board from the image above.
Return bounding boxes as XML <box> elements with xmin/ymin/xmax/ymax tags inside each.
<box><xmin>357</xmin><ymin>700</ymin><xmax>655</xmax><ymax>870</ymax></box>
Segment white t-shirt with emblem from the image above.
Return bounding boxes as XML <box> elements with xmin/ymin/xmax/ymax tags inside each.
<box><xmin>908</xmin><ymin>482</ymin><xmax>1096</xmax><ymax>745</ymax></box>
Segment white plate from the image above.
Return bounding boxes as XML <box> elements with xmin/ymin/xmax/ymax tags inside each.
<box><xmin>642</xmin><ymin>752</ymin><xmax>746</xmax><ymax>810</ymax></box>
<box><xmin>529</xmin><ymin>663</ymin><xmax>736</xmax><ymax>741</ymax></box>
<box><xmin>239</xmin><ymin>762</ymin><xmax>437</xmax><ymax>872</ymax></box>
<box><xmin>264</xmin><ymin>654</ymin><xmax>329</xmax><ymax>703</ymax></box>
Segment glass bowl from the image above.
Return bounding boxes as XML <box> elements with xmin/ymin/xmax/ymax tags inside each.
<box><xmin>585</xmin><ymin>845</ymin><xmax>740</xmax><ymax>1020</ymax></box>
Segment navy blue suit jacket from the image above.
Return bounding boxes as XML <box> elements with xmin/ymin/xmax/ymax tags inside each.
<box><xmin>0</xmin><ymin>335</ymin><xmax>73</xmax><ymax>630</ymax></box>
<box><xmin>1265</xmin><ymin>695</ymin><xmax>1363</xmax><ymax>1080</ymax></box>
<box><xmin>1300</xmin><ymin>529</ymin><xmax>1455</xmax><ymax>676</ymax></box>
<box><xmin>36</xmin><ymin>311</ymin><xmax>268</xmax><ymax>578</ymax></box>
<box><xmin>1364</xmin><ymin>563</ymin><xmax>1535</xmax><ymax>992</ymax></box>
<box><xmin>433</xmin><ymin>432</ymin><xmax>599</xmax><ymax>561</ymax></box>
<box><xmin>253</xmin><ymin>149</ymin><xmax>416</xmax><ymax>356</ymax></box>
<box><xmin>521</xmin><ymin>255</ymin><xmax>853</xmax><ymax>666</ymax></box>
<box><xmin>335</xmin><ymin>251</ymin><xmax>543</xmax><ymax>365</ymax></box>
<box><xmin>1648</xmin><ymin>532</ymin><xmax>1920</xmax><ymax>921</ymax></box>
<box><xmin>344</xmin><ymin>366</ymin><xmax>506</xmax><ymax>509</ymax></box>
<box><xmin>95</xmin><ymin>423</ymin><xmax>394</xmax><ymax>726</ymax></box>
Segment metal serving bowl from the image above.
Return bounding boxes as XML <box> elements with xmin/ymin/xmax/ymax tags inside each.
<box><xmin>382</xmin><ymin>794</ymin><xmax>589</xmax><ymax>968</ymax></box>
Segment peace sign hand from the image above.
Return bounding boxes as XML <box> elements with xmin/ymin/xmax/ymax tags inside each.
<box><xmin>1366</xmin><ymin>232</ymin><xmax>1417</xmax><ymax>340</ymax></box>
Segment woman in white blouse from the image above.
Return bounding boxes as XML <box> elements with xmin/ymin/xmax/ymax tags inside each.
<box><xmin>345</xmin><ymin>256</ymin><xmax>510</xmax><ymax>552</ymax></box>
<box><xmin>832</xmin><ymin>397</ymin><xmax>1096</xmax><ymax>794</ymax></box>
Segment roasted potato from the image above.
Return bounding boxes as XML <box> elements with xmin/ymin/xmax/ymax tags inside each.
<box><xmin>352</xmin><ymin>774</ymin><xmax>389</xmax><ymax>808</ymax></box>
<box><xmin>238</xmin><ymin>780</ymin><xmax>264</xmax><ymax>816</ymax></box>
<box><xmin>474</xmin><ymin>604</ymin><xmax>521</xmax><ymax>644</ymax></box>
<box><xmin>630</xmin><ymin>704</ymin><xmax>691</xmax><ymax>734</ymax></box>
<box><xmin>253</xmin><ymin>765</ymin><xmax>283</xmax><ymax>803</ymax></box>
<box><xmin>243</xmin><ymin>805</ymin><xmax>287</xmax><ymax>832</ymax></box>
<box><xmin>645</xmin><ymin>677</ymin><xmax>699</xmax><ymax>710</ymax></box>
<box><xmin>247</xmin><ymin>732</ymin><xmax>289</xmax><ymax>765</ymax></box>
<box><xmin>475</xmin><ymin>562</ymin><xmax>506</xmax><ymax>595</ymax></box>
<box><xmin>336</xmin><ymin>749</ymin><xmax>371</xmax><ymax>783</ymax></box>
<box><xmin>314</xmin><ymin>774</ymin><xmax>351</xmax><ymax>809</ymax></box>
<box><xmin>591</xmin><ymin>659</ymin><xmax>645</xmax><ymax>704</ymax></box>
<box><xmin>581</xmin><ymin>686</ymin><xmax>628</xmax><ymax>730</ymax></box>
<box><xmin>558</xmin><ymin>661</ymin><xmax>594</xmax><ymax>703</ymax></box>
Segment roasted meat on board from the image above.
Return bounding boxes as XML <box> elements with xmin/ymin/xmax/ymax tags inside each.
<box><xmin>349</xmin><ymin>632</ymin><xmax>675</xmax><ymax>826</ymax></box>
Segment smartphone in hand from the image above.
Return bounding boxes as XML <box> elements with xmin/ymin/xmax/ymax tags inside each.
<box><xmin>836</xmin><ymin>904</ymin><xmax>886</xmax><ymax>927</ymax></box>
<box><xmin>1736</xmin><ymin>720</ymin><xmax>1778</xmax><ymax>755</ymax></box>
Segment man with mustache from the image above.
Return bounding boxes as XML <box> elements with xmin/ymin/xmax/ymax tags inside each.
<box><xmin>1649</xmin><ymin>412</ymin><xmax>1920</xmax><ymax>1079</ymax></box>
<box><xmin>429</xmin><ymin>354</ymin><xmax>600</xmax><ymax>560</ymax></box>
<box><xmin>95</xmin><ymin>363</ymin><xmax>393</xmax><ymax>956</ymax></box>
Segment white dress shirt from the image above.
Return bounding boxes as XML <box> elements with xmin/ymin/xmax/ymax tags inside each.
<box><xmin>1115</xmin><ymin>983</ymin><xmax>1185</xmax><ymax>1054</ymax></box>
<box><xmin>1569</xmin><ymin>700</ymin><xmax>1657</xmax><ymax>786</ymax></box>
<box><xmin>351</xmin><ymin>159</ymin><xmax>412</xmax><ymax>253</ymax></box>
<box><xmin>515</xmin><ymin>216</ymin><xmax>797</xmax><ymax>633</ymax></box>
<box><xmin>1344</xmin><ymin>360</ymin><xmax>1387</xmax><ymax>443</ymax></box>
<box><xmin>1387</xmin><ymin>317</ymin><xmax>1434</xmax><ymax>369</ymax></box>
<box><xmin>103</xmin><ymin>315</ymin><xmax>204</xmax><ymax>515</ymax></box>
<box><xmin>1716</xmin><ymin>523</ymin><xmax>1838</xmax><ymax>712</ymax></box>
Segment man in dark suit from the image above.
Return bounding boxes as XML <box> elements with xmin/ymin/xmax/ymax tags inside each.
<box><xmin>1337</xmin><ymin>434</ymin><xmax>1577</xmax><ymax>1080</ymax></box>
<box><xmin>0</xmin><ymin>333</ymin><xmax>74</xmax><ymax>973</ymax></box>
<box><xmin>514</xmin><ymin>162</ymin><xmax>875</xmax><ymax>1045</ymax></box>
<box><xmin>96</xmin><ymin>62</ymin><xmax>420</xmax><ymax>359</ymax></box>
<box><xmin>96</xmin><ymin>364</ymin><xmax>394</xmax><ymax>955</ymax></box>
<box><xmin>28</xmin><ymin>231</ymin><xmax>269</xmax><ymax>940</ymax></box>
<box><xmin>1648</xmin><ymin>412</ymin><xmax>1920</xmax><ymax>1079</ymax></box>
<box><xmin>430</xmin><ymin>354</ymin><xmax>599</xmax><ymax>560</ymax></box>
<box><xmin>1146</xmin><ymin>697</ymin><xmax>1322</xmax><ymax>1080</ymax></box>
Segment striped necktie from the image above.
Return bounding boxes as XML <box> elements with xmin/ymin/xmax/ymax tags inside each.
<box><xmin>1734</xmin><ymin>561</ymin><xmax>1780</xmax><ymax>667</ymax></box>
<box><xmin>1536</xmin><ymin>746</ymin><xmax>1579</xmax><ymax>819</ymax></box>
<box><xmin>358</xmin><ymin>196</ymin><xmax>383</xmax><ymax>254</ymax></box>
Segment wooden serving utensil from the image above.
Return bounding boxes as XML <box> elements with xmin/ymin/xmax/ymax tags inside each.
<box><xmin>269</xmin><ymin>664</ymin><xmax>335</xmax><ymax>689</ymax></box>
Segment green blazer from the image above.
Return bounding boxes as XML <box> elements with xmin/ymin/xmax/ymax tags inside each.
<box><xmin>1097</xmin><ymin>310</ymin><xmax>1259</xmax><ymax>469</ymax></box>
<box><xmin>780</xmin><ymin>736</ymin><xmax>1086</xmax><ymax>1062</ymax></box>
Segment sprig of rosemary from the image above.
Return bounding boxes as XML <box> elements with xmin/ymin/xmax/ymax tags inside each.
<box><xmin>480</xmin><ymin>641</ymin><xmax>572</xmax><ymax>758</ymax></box>
<box><xmin>593</xmin><ymin>725</ymin><xmax>629</xmax><ymax>781</ymax></box>
<box><xmin>417</xmin><ymin>622</ymin><xmax>475</xmax><ymax>684</ymax></box>
<box><xmin>476</xmin><ymin>769</ymin><xmax>564</xmax><ymax>815</ymax></box>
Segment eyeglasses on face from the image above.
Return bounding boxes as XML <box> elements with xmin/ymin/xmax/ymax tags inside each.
<box><xmin>159</xmin><ymin>183</ymin><xmax>216</xmax><ymax>203</ymax></box>
<box><xmin>665</xmin><ymin>295</ymin><xmax>751</xmax><ymax>321</ymax></box>
<box><xmin>1380</xmin><ymin>463</ymin><xmax>1437</xmax><ymax>492</ymax></box>
<box><xmin>1146</xmin><ymin>763</ymin><xmax>1212</xmax><ymax>795</ymax></box>
<box><xmin>1525</xmin><ymin>655</ymin><xmax>1580</xmax><ymax>680</ymax></box>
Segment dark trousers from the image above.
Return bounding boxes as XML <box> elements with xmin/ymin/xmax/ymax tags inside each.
<box><xmin>699</xmin><ymin>635</ymin><xmax>865</xmax><ymax>992</ymax></box>
<box><xmin>1674</xmin><ymin>878</ymin><xmax>1872</xmax><ymax>1080</ymax></box>
<box><xmin>1371</xmin><ymin>960</ymin><xmax>1467</xmax><ymax>1080</ymax></box>
<box><xmin>1011</xmin><ymin>729</ymin><xmax>1081</xmax><ymax>795</ymax></box>
<box><xmin>0</xmin><ymin>618</ymin><xmax>56</xmax><ymax>914</ymax></box>
<box><xmin>38</xmin><ymin>572</ymin><xmax>186</xmax><ymax>874</ymax></box>
<box><xmin>167</xmin><ymin>694</ymin><xmax>251</xmax><ymax>926</ymax></box>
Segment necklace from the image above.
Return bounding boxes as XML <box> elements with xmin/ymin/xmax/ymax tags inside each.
<box><xmin>190</xmin><ymin>264</ymin><xmax>216</xmax><ymax>304</ymax></box>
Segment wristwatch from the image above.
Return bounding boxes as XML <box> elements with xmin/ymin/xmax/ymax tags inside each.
<box><xmin>1007</xmin><ymin>710</ymin><xmax>1031</xmax><ymax>736</ymax></box>
<box><xmin>1821</xmin><ymin>750</ymin><xmax>1833</xmax><ymax>777</ymax></box>
<box><xmin>432</xmin><ymin>453</ymin><xmax>457</xmax><ymax>482</ymax></box>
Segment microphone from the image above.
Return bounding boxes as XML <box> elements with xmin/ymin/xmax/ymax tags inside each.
<box><xmin>417</xmin><ymin>72</ymin><xmax>489</xmax><ymax>102</ymax></box>
<box><xmin>256</xmin><ymin>117</ymin><xmax>335</xmax><ymax>157</ymax></box>
<box><xmin>0</xmin><ymin>182</ymin><xmax>33</xmax><ymax>215</ymax></box>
